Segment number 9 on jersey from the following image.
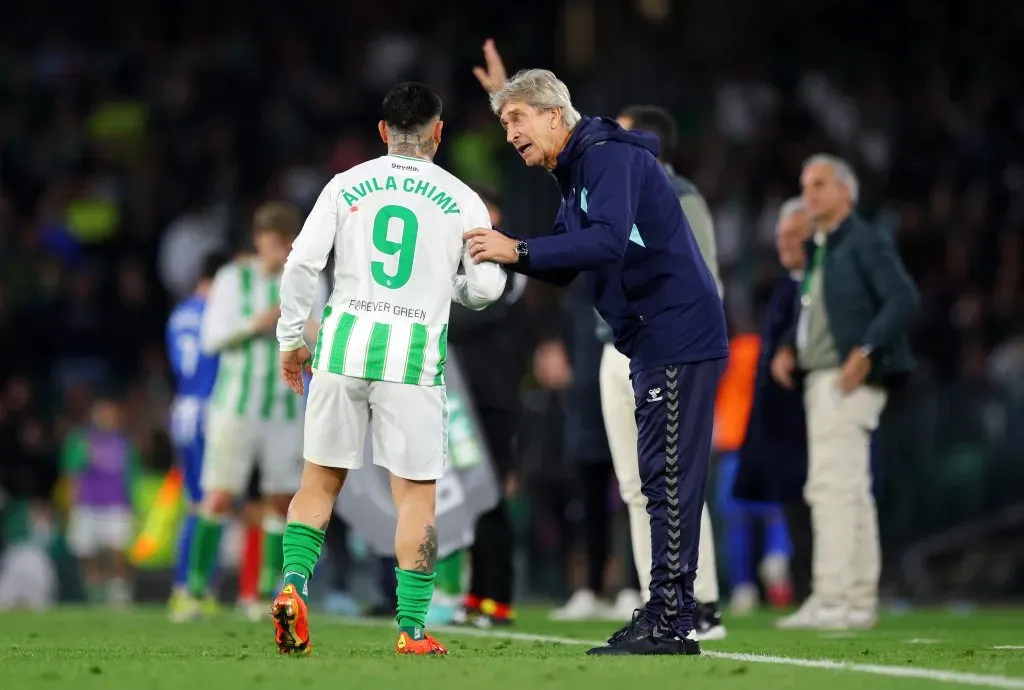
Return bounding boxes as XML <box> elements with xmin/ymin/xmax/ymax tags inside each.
<box><xmin>371</xmin><ymin>205</ymin><xmax>419</xmax><ymax>289</ymax></box>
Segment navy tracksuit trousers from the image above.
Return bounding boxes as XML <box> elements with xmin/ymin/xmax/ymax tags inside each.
<box><xmin>632</xmin><ymin>358</ymin><xmax>725</xmax><ymax>636</ymax></box>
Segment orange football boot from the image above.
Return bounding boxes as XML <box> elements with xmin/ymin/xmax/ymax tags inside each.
<box><xmin>395</xmin><ymin>629</ymin><xmax>448</xmax><ymax>655</ymax></box>
<box><xmin>271</xmin><ymin>584</ymin><xmax>311</xmax><ymax>655</ymax></box>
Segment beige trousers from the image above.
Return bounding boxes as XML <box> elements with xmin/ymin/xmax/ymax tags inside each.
<box><xmin>599</xmin><ymin>343</ymin><xmax>719</xmax><ymax>604</ymax></box>
<box><xmin>803</xmin><ymin>368</ymin><xmax>887</xmax><ymax>611</ymax></box>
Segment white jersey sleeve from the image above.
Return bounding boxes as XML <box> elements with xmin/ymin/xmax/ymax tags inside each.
<box><xmin>201</xmin><ymin>264</ymin><xmax>255</xmax><ymax>354</ymax></box>
<box><xmin>278</xmin><ymin>178</ymin><xmax>349</xmax><ymax>352</ymax></box>
<box><xmin>452</xmin><ymin>194</ymin><xmax>507</xmax><ymax>310</ymax></box>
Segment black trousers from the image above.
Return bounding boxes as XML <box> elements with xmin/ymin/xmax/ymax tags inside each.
<box><xmin>633</xmin><ymin>360</ymin><xmax>722</xmax><ymax>635</ymax></box>
<box><xmin>468</xmin><ymin>407</ymin><xmax>520</xmax><ymax>605</ymax></box>
<box><xmin>783</xmin><ymin>501</ymin><xmax>813</xmax><ymax>605</ymax></box>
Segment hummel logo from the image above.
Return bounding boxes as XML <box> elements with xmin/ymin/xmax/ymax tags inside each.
<box><xmin>647</xmin><ymin>387</ymin><xmax>663</xmax><ymax>403</ymax></box>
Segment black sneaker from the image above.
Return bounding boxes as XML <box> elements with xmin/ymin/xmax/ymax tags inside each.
<box><xmin>606</xmin><ymin>608</ymin><xmax>651</xmax><ymax>644</ymax></box>
<box><xmin>588</xmin><ymin>613</ymin><xmax>700</xmax><ymax>656</ymax></box>
<box><xmin>695</xmin><ymin>601</ymin><xmax>727</xmax><ymax>641</ymax></box>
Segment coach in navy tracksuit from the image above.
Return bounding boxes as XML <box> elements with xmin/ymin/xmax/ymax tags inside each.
<box><xmin>466</xmin><ymin>69</ymin><xmax>728</xmax><ymax>656</ymax></box>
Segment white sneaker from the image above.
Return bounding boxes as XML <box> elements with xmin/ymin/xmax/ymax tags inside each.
<box><xmin>549</xmin><ymin>589</ymin><xmax>610</xmax><ymax>621</ymax></box>
<box><xmin>847</xmin><ymin>608</ymin><xmax>878</xmax><ymax>629</ymax></box>
<box><xmin>695</xmin><ymin>602</ymin><xmax>727</xmax><ymax>641</ymax></box>
<box><xmin>606</xmin><ymin>589</ymin><xmax>643</xmax><ymax>620</ymax></box>
<box><xmin>729</xmin><ymin>583</ymin><xmax>759</xmax><ymax>616</ymax></box>
<box><xmin>776</xmin><ymin>599</ymin><xmax>849</xmax><ymax>630</ymax></box>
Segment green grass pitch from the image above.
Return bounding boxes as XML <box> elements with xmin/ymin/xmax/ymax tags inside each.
<box><xmin>2</xmin><ymin>607</ymin><xmax>1023</xmax><ymax>689</ymax></box>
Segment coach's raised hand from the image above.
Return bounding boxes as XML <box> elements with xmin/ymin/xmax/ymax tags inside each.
<box><xmin>465</xmin><ymin>227</ymin><xmax>518</xmax><ymax>264</ymax></box>
<box><xmin>279</xmin><ymin>345</ymin><xmax>312</xmax><ymax>395</ymax></box>
<box><xmin>472</xmin><ymin>38</ymin><xmax>507</xmax><ymax>94</ymax></box>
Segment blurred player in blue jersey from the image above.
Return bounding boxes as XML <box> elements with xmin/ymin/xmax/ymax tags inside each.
<box><xmin>167</xmin><ymin>251</ymin><xmax>229</xmax><ymax>620</ymax></box>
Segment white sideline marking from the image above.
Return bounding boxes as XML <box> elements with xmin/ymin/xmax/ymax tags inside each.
<box><xmin>992</xmin><ymin>646</ymin><xmax>1024</xmax><ymax>651</ymax></box>
<box><xmin>341</xmin><ymin>618</ymin><xmax>1024</xmax><ymax>688</ymax></box>
<box><xmin>908</xmin><ymin>638</ymin><xmax>942</xmax><ymax>644</ymax></box>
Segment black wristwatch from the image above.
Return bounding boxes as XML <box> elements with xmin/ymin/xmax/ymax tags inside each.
<box><xmin>514</xmin><ymin>240</ymin><xmax>530</xmax><ymax>265</ymax></box>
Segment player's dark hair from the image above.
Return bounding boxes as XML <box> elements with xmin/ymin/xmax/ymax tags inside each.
<box><xmin>200</xmin><ymin>251</ymin><xmax>230</xmax><ymax>281</ymax></box>
<box><xmin>619</xmin><ymin>105</ymin><xmax>678</xmax><ymax>162</ymax></box>
<box><xmin>468</xmin><ymin>183</ymin><xmax>500</xmax><ymax>210</ymax></box>
<box><xmin>382</xmin><ymin>82</ymin><xmax>443</xmax><ymax>132</ymax></box>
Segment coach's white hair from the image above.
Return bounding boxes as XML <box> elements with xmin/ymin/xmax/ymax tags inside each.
<box><xmin>489</xmin><ymin>69</ymin><xmax>582</xmax><ymax>128</ymax></box>
<box><xmin>803</xmin><ymin>153</ymin><xmax>859</xmax><ymax>204</ymax></box>
<box><xmin>778</xmin><ymin>196</ymin><xmax>805</xmax><ymax>224</ymax></box>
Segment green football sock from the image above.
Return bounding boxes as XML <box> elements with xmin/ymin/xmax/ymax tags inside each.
<box><xmin>434</xmin><ymin>550</ymin><xmax>464</xmax><ymax>597</ymax></box>
<box><xmin>187</xmin><ymin>516</ymin><xmax>223</xmax><ymax>597</ymax></box>
<box><xmin>396</xmin><ymin>568</ymin><xmax>436</xmax><ymax>638</ymax></box>
<box><xmin>281</xmin><ymin>522</ymin><xmax>325</xmax><ymax>603</ymax></box>
<box><xmin>260</xmin><ymin>525</ymin><xmax>285</xmax><ymax>597</ymax></box>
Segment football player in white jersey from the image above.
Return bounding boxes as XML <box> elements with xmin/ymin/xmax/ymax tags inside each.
<box><xmin>180</xmin><ymin>203</ymin><xmax>322</xmax><ymax>621</ymax></box>
<box><xmin>270</xmin><ymin>82</ymin><xmax>506</xmax><ymax>655</ymax></box>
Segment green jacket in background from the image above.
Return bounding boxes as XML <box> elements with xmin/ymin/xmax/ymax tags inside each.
<box><xmin>784</xmin><ymin>212</ymin><xmax>920</xmax><ymax>382</ymax></box>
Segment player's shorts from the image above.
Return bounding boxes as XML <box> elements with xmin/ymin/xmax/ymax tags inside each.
<box><xmin>201</xmin><ymin>409</ymin><xmax>304</xmax><ymax>496</ymax></box>
<box><xmin>304</xmin><ymin>370</ymin><xmax>447</xmax><ymax>481</ymax></box>
<box><xmin>67</xmin><ymin>506</ymin><xmax>134</xmax><ymax>557</ymax></box>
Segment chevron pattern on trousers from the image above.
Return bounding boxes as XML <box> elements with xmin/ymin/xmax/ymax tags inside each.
<box><xmin>654</xmin><ymin>365</ymin><xmax>682</xmax><ymax>638</ymax></box>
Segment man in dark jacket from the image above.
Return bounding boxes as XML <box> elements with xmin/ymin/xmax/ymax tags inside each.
<box><xmin>598</xmin><ymin>105</ymin><xmax>726</xmax><ymax>640</ymax></box>
<box><xmin>467</xmin><ymin>66</ymin><xmax>727</xmax><ymax>655</ymax></box>
<box><xmin>771</xmin><ymin>155</ymin><xmax>920</xmax><ymax>630</ymax></box>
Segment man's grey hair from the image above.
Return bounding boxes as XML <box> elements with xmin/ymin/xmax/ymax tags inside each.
<box><xmin>803</xmin><ymin>153</ymin><xmax>859</xmax><ymax>204</ymax></box>
<box><xmin>489</xmin><ymin>69</ymin><xmax>582</xmax><ymax>128</ymax></box>
<box><xmin>778</xmin><ymin>197</ymin><xmax>805</xmax><ymax>224</ymax></box>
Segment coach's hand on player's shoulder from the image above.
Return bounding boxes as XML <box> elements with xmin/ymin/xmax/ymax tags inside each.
<box><xmin>254</xmin><ymin>306</ymin><xmax>282</xmax><ymax>334</ymax></box>
<box><xmin>472</xmin><ymin>38</ymin><xmax>507</xmax><ymax>94</ymax></box>
<box><xmin>465</xmin><ymin>227</ymin><xmax>518</xmax><ymax>264</ymax></box>
<box><xmin>280</xmin><ymin>345</ymin><xmax>312</xmax><ymax>395</ymax></box>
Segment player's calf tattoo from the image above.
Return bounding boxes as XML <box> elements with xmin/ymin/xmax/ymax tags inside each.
<box><xmin>413</xmin><ymin>525</ymin><xmax>438</xmax><ymax>573</ymax></box>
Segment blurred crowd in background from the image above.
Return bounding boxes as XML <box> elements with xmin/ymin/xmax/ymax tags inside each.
<box><xmin>1</xmin><ymin>0</ymin><xmax>1022</xmax><ymax>606</ymax></box>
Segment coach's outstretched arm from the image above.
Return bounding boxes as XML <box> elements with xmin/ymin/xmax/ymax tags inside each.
<box><xmin>466</xmin><ymin>146</ymin><xmax>640</xmax><ymax>276</ymax></box>
<box><xmin>527</xmin><ymin>146</ymin><xmax>639</xmax><ymax>272</ymax></box>
<box><xmin>452</xmin><ymin>194</ymin><xmax>507</xmax><ymax>309</ymax></box>
<box><xmin>278</xmin><ymin>179</ymin><xmax>346</xmax><ymax>353</ymax></box>
<box><xmin>494</xmin><ymin>214</ymin><xmax>579</xmax><ymax>287</ymax></box>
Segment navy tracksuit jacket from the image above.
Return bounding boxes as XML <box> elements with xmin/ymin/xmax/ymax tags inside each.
<box><xmin>512</xmin><ymin>115</ymin><xmax>728</xmax><ymax>634</ymax></box>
